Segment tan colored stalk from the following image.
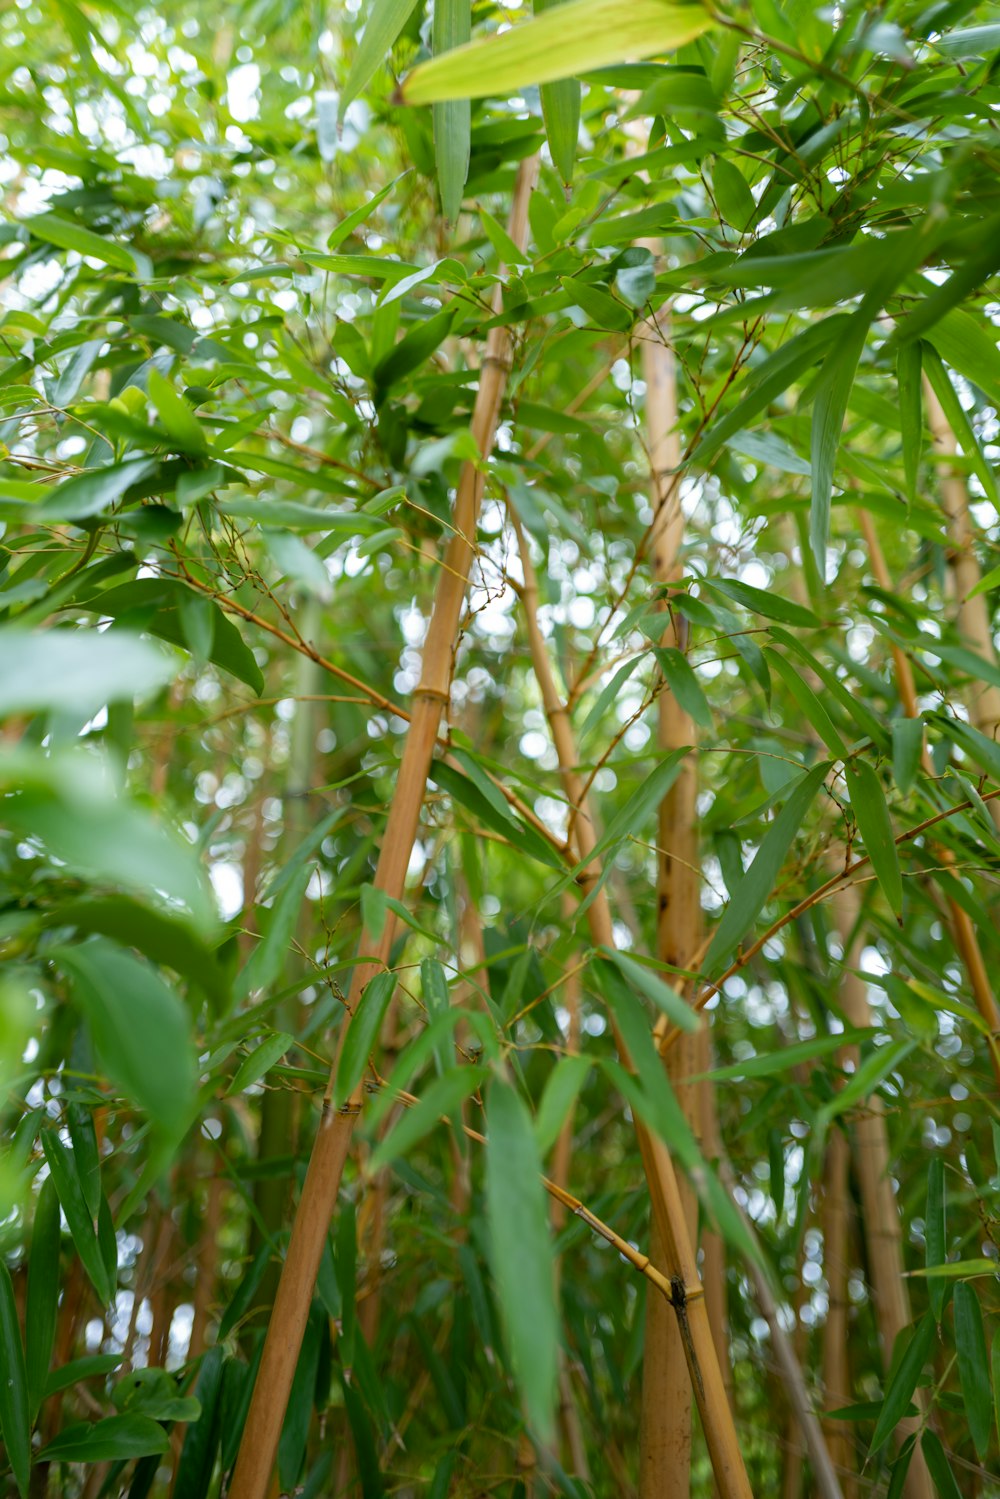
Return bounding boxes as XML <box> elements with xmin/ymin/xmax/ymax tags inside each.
<box><xmin>509</xmin><ymin>506</ymin><xmax>751</xmax><ymax>1498</ymax></box>
<box><xmin>188</xmin><ymin>1172</ymin><xmax>224</xmax><ymax>1361</ymax></box>
<box><xmin>638</xmin><ymin>304</ymin><xmax>704</xmax><ymax>1497</ymax></box>
<box><xmin>227</xmin><ymin>157</ymin><xmax>539</xmax><ymax>1499</ymax></box>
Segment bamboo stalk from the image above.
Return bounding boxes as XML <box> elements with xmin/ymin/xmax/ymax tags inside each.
<box><xmin>509</xmin><ymin>506</ymin><xmax>751</xmax><ymax>1499</ymax></box>
<box><xmin>226</xmin><ymin>156</ymin><xmax>539</xmax><ymax>1499</ymax></box>
<box><xmin>638</xmin><ymin>303</ymin><xmax>704</xmax><ymax>1498</ymax></box>
<box><xmin>820</xmin><ymin>1129</ymin><xmax>857</xmax><ymax>1499</ymax></box>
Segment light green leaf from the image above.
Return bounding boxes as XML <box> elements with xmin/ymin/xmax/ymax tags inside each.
<box><xmin>892</xmin><ymin>717</ymin><xmax>924</xmax><ymax>796</ymax></box>
<box><xmin>897</xmin><ymin>341</ymin><xmax>923</xmax><ymax>505</ymax></box>
<box><xmin>713</xmin><ymin>156</ymin><xmax>755</xmax><ymax>231</ymax></box>
<box><xmin>341</xmin><ymin>0</ymin><xmax>421</xmax><ymax>116</ymax></box>
<box><xmin>694</xmin><ymin>1028</ymin><xmax>873</xmax><ymax>1082</ymax></box>
<box><xmin>810</xmin><ymin>309</ymin><xmax>868</xmax><ymax>567</ymax></box>
<box><xmin>147</xmin><ymin>367</ymin><xmax>207</xmax><ymax>454</ymax></box>
<box><xmin>846</xmin><ymin>760</ymin><xmax>902</xmax><ymax>917</ymax></box>
<box><xmin>334</xmin><ymin>970</ymin><xmax>396</xmax><ymax>1107</ymax></box>
<box><xmin>26</xmin><ymin>212</ymin><xmax>137</xmax><ymax>272</ymax></box>
<box><xmin>40</xmin><ymin>1132</ymin><xmax>113</xmax><ymax>1307</ymax></box>
<box><xmin>705</xmin><ymin>762</ymin><xmax>830</xmax><ymax>973</ymax></box>
<box><xmin>236</xmin><ymin>863</ymin><xmax>313</xmax><ymax>1002</ymax></box>
<box><xmin>53</xmin><ymin>939</ymin><xmax>197</xmax><ymax>1137</ymax></box>
<box><xmin>0</xmin><ymin>629</ymin><xmax>176</xmax><ymax>721</ymax></box>
<box><xmin>654</xmin><ymin>646</ymin><xmax>713</xmax><ymax>729</ymax></box>
<box><xmin>327</xmin><ymin>174</ymin><xmax>409</xmax><ymax>251</ymax></box>
<box><xmin>534</xmin><ymin>1055</ymin><xmax>591</xmax><ymax>1154</ymax></box>
<box><xmin>702</xmin><ymin>577</ymin><xmax>819</xmax><ymax>628</ymax></box>
<box><xmin>402</xmin><ymin>0</ymin><xmax>714</xmax><ymax>102</ymax></box>
<box><xmin>0</xmin><ymin>1262</ymin><xmax>30</xmax><ymax>1498</ymax></box>
<box><xmin>598</xmin><ymin>946</ymin><xmax>698</xmax><ymax>1033</ymax></box>
<box><xmin>370</xmin><ymin>1065</ymin><xmax>487</xmax><ymax>1170</ymax></box>
<box><xmin>485</xmin><ymin>1077</ymin><xmax>558</xmax><ymax>1442</ymax></box>
<box><xmin>536</xmin><ymin>0</ymin><xmax>580</xmax><ymax>182</ymax></box>
<box><xmin>954</xmin><ymin>1282</ymin><xmax>993</xmax><ymax>1460</ymax></box>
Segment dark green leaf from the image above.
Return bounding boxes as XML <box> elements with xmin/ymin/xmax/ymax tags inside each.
<box><xmin>0</xmin><ymin>1261</ymin><xmax>30</xmax><ymax>1498</ymax></box>
<box><xmin>845</xmin><ymin>760</ymin><xmax>903</xmax><ymax>918</ymax></box>
<box><xmin>40</xmin><ymin>1414</ymin><xmax>169</xmax><ymax>1464</ymax></box>
<box><xmin>953</xmin><ymin>1282</ymin><xmax>992</xmax><ymax>1460</ymax></box>
<box><xmin>925</xmin><ymin>1156</ymin><xmax>946</xmax><ymax>1323</ymax></box>
<box><xmin>334</xmin><ymin>971</ymin><xmax>396</xmax><ymax>1108</ymax></box>
<box><xmin>870</xmin><ymin>1313</ymin><xmax>936</xmax><ymax>1455</ymax></box>
<box><xmin>26</xmin><ymin>1176</ymin><xmax>61</xmax><ymax>1422</ymax></box>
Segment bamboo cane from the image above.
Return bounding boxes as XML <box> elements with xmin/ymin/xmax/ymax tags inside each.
<box><xmin>226</xmin><ymin>156</ymin><xmax>539</xmax><ymax>1499</ymax></box>
<box><xmin>638</xmin><ymin>302</ymin><xmax>705</xmax><ymax>1498</ymax></box>
<box><xmin>820</xmin><ymin>1129</ymin><xmax>857</xmax><ymax>1499</ymax></box>
<box><xmin>509</xmin><ymin>506</ymin><xmax>752</xmax><ymax>1499</ymax></box>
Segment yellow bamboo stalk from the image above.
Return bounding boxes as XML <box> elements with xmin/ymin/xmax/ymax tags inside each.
<box><xmin>509</xmin><ymin>507</ymin><xmax>751</xmax><ymax>1499</ymax></box>
<box><xmin>638</xmin><ymin>302</ymin><xmax>704</xmax><ymax>1498</ymax></box>
<box><xmin>227</xmin><ymin>156</ymin><xmax>539</xmax><ymax>1499</ymax></box>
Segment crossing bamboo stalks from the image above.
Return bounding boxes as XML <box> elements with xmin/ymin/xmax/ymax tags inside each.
<box><xmin>226</xmin><ymin>156</ymin><xmax>538</xmax><ymax>1499</ymax></box>
<box><xmin>638</xmin><ymin>303</ymin><xmax>709</xmax><ymax>1499</ymax></box>
<box><xmin>509</xmin><ymin>506</ymin><xmax>751</xmax><ymax>1499</ymax></box>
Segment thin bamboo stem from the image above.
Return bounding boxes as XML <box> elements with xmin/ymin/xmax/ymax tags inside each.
<box><xmin>509</xmin><ymin>506</ymin><xmax>751</xmax><ymax>1499</ymax></box>
<box><xmin>226</xmin><ymin>157</ymin><xmax>539</xmax><ymax>1499</ymax></box>
<box><xmin>820</xmin><ymin>1129</ymin><xmax>857</xmax><ymax>1499</ymax></box>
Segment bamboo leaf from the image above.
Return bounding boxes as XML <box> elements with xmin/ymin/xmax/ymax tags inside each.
<box><xmin>172</xmin><ymin>1345</ymin><xmax>225</xmax><ymax>1499</ymax></box>
<box><xmin>342</xmin><ymin>0</ymin><xmax>421</xmax><ymax>116</ymax></box>
<box><xmin>227</xmin><ymin>1033</ymin><xmax>295</xmax><ymax>1096</ymax></box>
<box><xmin>870</xmin><ymin>1313</ymin><xmax>936</xmax><ymax>1455</ymax></box>
<box><xmin>920</xmin><ymin>1429</ymin><xmax>962</xmax><ymax>1499</ymax></box>
<box><xmin>485</xmin><ymin>1077</ymin><xmax>558</xmax><ymax>1442</ymax></box>
<box><xmin>433</xmin><ymin>0</ymin><xmax>471</xmax><ymax>222</ymax></box>
<box><xmin>26</xmin><ymin>1177</ymin><xmax>61</xmax><ymax>1423</ymax></box>
<box><xmin>402</xmin><ymin>0</ymin><xmax>714</xmax><ymax>102</ymax></box>
<box><xmin>922</xmin><ymin>341</ymin><xmax>999</xmax><ymax>503</ymax></box>
<box><xmin>713</xmin><ymin>156</ymin><xmax>755</xmax><ymax>231</ymax></box>
<box><xmin>39</xmin><ymin>1414</ymin><xmax>169</xmax><ymax>1463</ymax></box>
<box><xmin>653</xmin><ymin>646</ymin><xmax>713</xmax><ymax>729</ymax></box>
<box><xmin>534</xmin><ymin>1055</ymin><xmax>591</xmax><ymax>1154</ymax></box>
<box><xmin>897</xmin><ymin>341</ymin><xmax>923</xmax><ymax>504</ymax></box>
<box><xmin>0</xmin><ymin>1261</ymin><xmax>31</xmax><ymax>1498</ymax></box>
<box><xmin>694</xmin><ymin>1027</ymin><xmax>873</xmax><ymax>1082</ymax></box>
<box><xmin>66</xmin><ymin>1102</ymin><xmax>101</xmax><ymax>1223</ymax></box>
<box><xmin>53</xmin><ymin>940</ymin><xmax>196</xmax><ymax>1137</ymax></box>
<box><xmin>845</xmin><ymin>760</ymin><xmax>903</xmax><ymax>918</ymax></box>
<box><xmin>763</xmin><ymin>648</ymin><xmax>847</xmax><ymax>757</ymax></box>
<box><xmin>25</xmin><ymin>211</ymin><xmax>137</xmax><ymax>271</ymax></box>
<box><xmin>705</xmin><ymin>762</ymin><xmax>830</xmax><ymax>973</ymax></box>
<box><xmin>536</xmin><ymin>0</ymin><xmax>580</xmax><ymax>182</ymax></box>
<box><xmin>40</xmin><ymin>1131</ymin><xmax>114</xmax><ymax>1307</ymax></box>
<box><xmin>334</xmin><ymin>970</ymin><xmax>396</xmax><ymax>1107</ymax></box>
<box><xmin>810</xmin><ymin>310</ymin><xmax>868</xmax><ymax>568</ymax></box>
<box><xmin>703</xmin><ymin>577</ymin><xmax>820</xmax><ymax>628</ymax></box>
<box><xmin>147</xmin><ymin>367</ymin><xmax>207</xmax><ymax>454</ymax></box>
<box><xmin>953</xmin><ymin>1282</ymin><xmax>992</xmax><ymax>1460</ymax></box>
<box><xmin>236</xmin><ymin>863</ymin><xmax>312</xmax><ymax>1001</ymax></box>
<box><xmin>0</xmin><ymin>629</ymin><xmax>176</xmax><ymax>720</ymax></box>
<box><xmin>925</xmin><ymin>1156</ymin><xmax>946</xmax><ymax>1323</ymax></box>
<box><xmin>598</xmin><ymin>946</ymin><xmax>698</xmax><ymax>1033</ymax></box>
<box><xmin>892</xmin><ymin>717</ymin><xmax>924</xmax><ymax>796</ymax></box>
<box><xmin>370</xmin><ymin>1065</ymin><xmax>487</xmax><ymax>1170</ymax></box>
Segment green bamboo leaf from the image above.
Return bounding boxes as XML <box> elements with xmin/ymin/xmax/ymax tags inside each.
<box><xmin>598</xmin><ymin>946</ymin><xmax>698</xmax><ymax>1033</ymax></box>
<box><xmin>536</xmin><ymin>0</ymin><xmax>580</xmax><ymax>183</ymax></box>
<box><xmin>26</xmin><ymin>1176</ymin><xmax>61</xmax><ymax>1423</ymax></box>
<box><xmin>693</xmin><ymin>1028</ymin><xmax>873</xmax><ymax>1082</ymax></box>
<box><xmin>236</xmin><ymin>863</ymin><xmax>312</xmax><ymax>1002</ymax></box>
<box><xmin>485</xmin><ymin>1077</ymin><xmax>558</xmax><ymax>1442</ymax></box>
<box><xmin>763</xmin><ymin>648</ymin><xmax>847</xmax><ymax>757</ymax></box>
<box><xmin>992</xmin><ymin>1331</ymin><xmax>1000</xmax><ymax>1464</ymax></box>
<box><xmin>0</xmin><ymin>629</ymin><xmax>176</xmax><ymax>721</ymax></box>
<box><xmin>897</xmin><ymin>341</ymin><xmax>923</xmax><ymax>504</ymax></box>
<box><xmin>35</xmin><ymin>457</ymin><xmax>157</xmax><ymax>522</ymax></box>
<box><xmin>334</xmin><ymin>970</ymin><xmax>396</xmax><ymax>1107</ymax></box>
<box><xmin>39</xmin><ymin>1414</ymin><xmax>169</xmax><ymax>1464</ymax></box>
<box><xmin>713</xmin><ymin>156</ymin><xmax>755</xmax><ymax>231</ymax></box>
<box><xmin>922</xmin><ymin>341</ymin><xmax>999</xmax><ymax>503</ymax></box>
<box><xmin>147</xmin><ymin>367</ymin><xmax>207</xmax><ymax>454</ymax></box>
<box><xmin>845</xmin><ymin>760</ymin><xmax>903</xmax><ymax>917</ymax></box>
<box><xmin>892</xmin><ymin>717</ymin><xmax>924</xmax><ymax>796</ymax></box>
<box><xmin>42</xmin><ymin>1355</ymin><xmax>122</xmax><ymax>1400</ymax></box>
<box><xmin>705</xmin><ymin>762</ymin><xmax>830</xmax><ymax>973</ymax></box>
<box><xmin>25</xmin><ymin>211</ymin><xmax>137</xmax><ymax>272</ymax></box>
<box><xmin>954</xmin><ymin>1282</ymin><xmax>993</xmax><ymax>1460</ymax></box>
<box><xmin>920</xmin><ymin>1429</ymin><xmax>962</xmax><ymax>1499</ymax></box>
<box><xmin>703</xmin><ymin>578</ymin><xmax>819</xmax><ymax>628</ymax></box>
<box><xmin>653</xmin><ymin>646</ymin><xmax>713</xmax><ymax>729</ymax></box>
<box><xmin>578</xmin><ymin>654</ymin><xmax>646</xmax><ymax>743</ymax></box>
<box><xmin>402</xmin><ymin>0</ymin><xmax>714</xmax><ymax>102</ymax></box>
<box><xmin>370</xmin><ymin>1065</ymin><xmax>487</xmax><ymax>1170</ymax></box>
<box><xmin>53</xmin><ymin>940</ymin><xmax>197</xmax><ymax>1137</ymax></box>
<box><xmin>0</xmin><ymin>1261</ymin><xmax>31</xmax><ymax>1497</ymax></box>
<box><xmin>433</xmin><ymin>0</ymin><xmax>471</xmax><ymax>223</ymax></box>
<box><xmin>66</xmin><ymin>1103</ymin><xmax>101</xmax><ymax>1223</ymax></box>
<box><xmin>227</xmin><ymin>1032</ymin><xmax>295</xmax><ymax>1096</ymax></box>
<box><xmin>870</xmin><ymin>1313</ymin><xmax>936</xmax><ymax>1455</ymax></box>
<box><xmin>925</xmin><ymin>1156</ymin><xmax>946</xmax><ymax>1323</ymax></box>
<box><xmin>810</xmin><ymin>309</ymin><xmax>868</xmax><ymax>567</ymax></box>
<box><xmin>534</xmin><ymin>1055</ymin><xmax>591</xmax><ymax>1154</ymax></box>
<box><xmin>341</xmin><ymin>0</ymin><xmax>421</xmax><ymax>116</ymax></box>
<box><xmin>40</xmin><ymin>1131</ymin><xmax>113</xmax><ymax>1306</ymax></box>
<box><xmin>912</xmin><ymin>1259</ymin><xmax>1000</xmax><ymax>1280</ymax></box>
<box><xmin>327</xmin><ymin>175</ymin><xmax>409</xmax><ymax>251</ymax></box>
<box><xmin>564</xmin><ymin>746</ymin><xmax>690</xmax><ymax>884</ymax></box>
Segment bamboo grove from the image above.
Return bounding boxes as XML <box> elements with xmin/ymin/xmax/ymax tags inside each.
<box><xmin>1</xmin><ymin>0</ymin><xmax>1000</xmax><ymax>1494</ymax></box>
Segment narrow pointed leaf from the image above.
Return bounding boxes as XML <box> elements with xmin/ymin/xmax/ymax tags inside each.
<box><xmin>870</xmin><ymin>1313</ymin><xmax>936</xmax><ymax>1455</ymax></box>
<box><xmin>26</xmin><ymin>1176</ymin><xmax>61</xmax><ymax>1422</ymax></box>
<box><xmin>846</xmin><ymin>760</ymin><xmax>902</xmax><ymax>917</ymax></box>
<box><xmin>485</xmin><ymin>1077</ymin><xmax>558</xmax><ymax>1442</ymax></box>
<box><xmin>953</xmin><ymin>1282</ymin><xmax>992</xmax><ymax>1460</ymax></box>
<box><xmin>920</xmin><ymin>1430</ymin><xmax>962</xmax><ymax>1499</ymax></box>
<box><xmin>892</xmin><ymin>717</ymin><xmax>924</xmax><ymax>796</ymax></box>
<box><xmin>0</xmin><ymin>1262</ymin><xmax>30</xmax><ymax>1498</ymax></box>
<box><xmin>334</xmin><ymin>970</ymin><xmax>396</xmax><ymax>1107</ymax></box>
<box><xmin>534</xmin><ymin>1055</ymin><xmax>591</xmax><ymax>1154</ymax></box>
<box><xmin>897</xmin><ymin>341</ymin><xmax>923</xmax><ymax>504</ymax></box>
<box><xmin>370</xmin><ymin>1065</ymin><xmax>487</xmax><ymax>1170</ymax></box>
<box><xmin>342</xmin><ymin>0</ymin><xmax>421</xmax><ymax>115</ymax></box>
<box><xmin>40</xmin><ymin>1132</ymin><xmax>114</xmax><ymax>1307</ymax></box>
<box><xmin>925</xmin><ymin>1156</ymin><xmax>946</xmax><ymax>1322</ymax></box>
